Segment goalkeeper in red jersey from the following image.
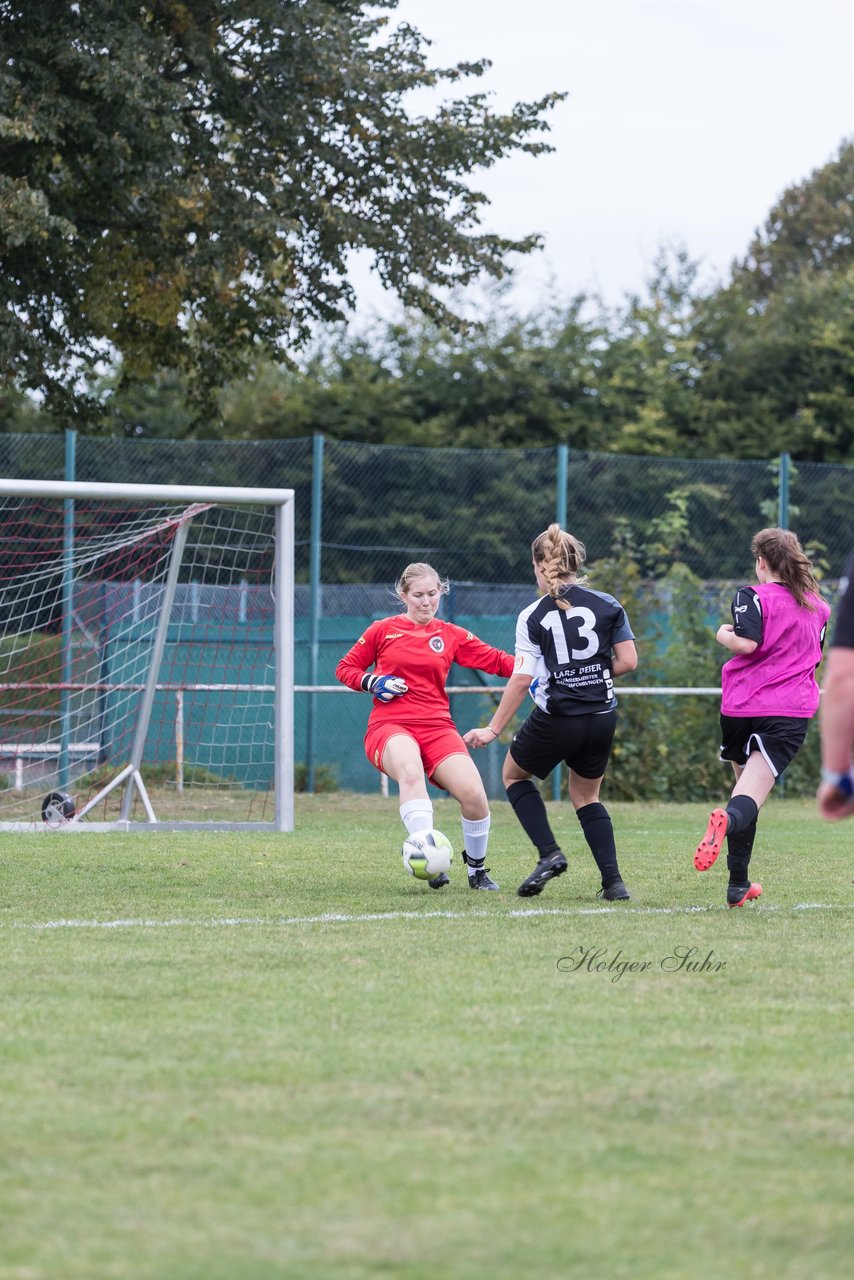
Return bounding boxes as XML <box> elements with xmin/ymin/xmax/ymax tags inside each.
<box><xmin>336</xmin><ymin>563</ymin><xmax>515</xmax><ymax>889</ymax></box>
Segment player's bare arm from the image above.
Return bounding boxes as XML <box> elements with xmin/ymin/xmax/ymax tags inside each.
<box><xmin>817</xmin><ymin>644</ymin><xmax>854</xmax><ymax>820</ymax></box>
<box><xmin>464</xmin><ymin>671</ymin><xmax>531</xmax><ymax>749</ymax></box>
<box><xmin>716</xmin><ymin>623</ymin><xmax>758</xmax><ymax>655</ymax></box>
<box><xmin>611</xmin><ymin>639</ymin><xmax>638</xmax><ymax>677</ymax></box>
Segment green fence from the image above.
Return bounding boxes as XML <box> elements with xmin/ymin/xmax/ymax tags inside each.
<box><xmin>0</xmin><ymin>430</ymin><xmax>850</xmax><ymax>800</ymax></box>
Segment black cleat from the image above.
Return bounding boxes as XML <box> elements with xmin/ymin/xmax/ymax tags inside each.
<box><xmin>469</xmin><ymin>866</ymin><xmax>499</xmax><ymax>890</ymax></box>
<box><xmin>461</xmin><ymin>849</ymin><xmax>499</xmax><ymax>891</ymax></box>
<box><xmin>428</xmin><ymin>872</ymin><xmax>450</xmax><ymax>889</ymax></box>
<box><xmin>598</xmin><ymin>878</ymin><xmax>630</xmax><ymax>901</ymax></box>
<box><xmin>516</xmin><ymin>851</ymin><xmax>567</xmax><ymax>897</ymax></box>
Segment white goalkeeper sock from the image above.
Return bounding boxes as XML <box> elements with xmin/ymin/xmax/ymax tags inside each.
<box><xmin>400</xmin><ymin>799</ymin><xmax>433</xmax><ymax>835</ymax></box>
<box><xmin>462</xmin><ymin>814</ymin><xmax>491</xmax><ymax>865</ymax></box>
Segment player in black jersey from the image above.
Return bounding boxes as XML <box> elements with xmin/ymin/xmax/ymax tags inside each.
<box><xmin>817</xmin><ymin>546</ymin><xmax>854</xmax><ymax>820</ymax></box>
<box><xmin>465</xmin><ymin>524</ymin><xmax>637</xmax><ymax>899</ymax></box>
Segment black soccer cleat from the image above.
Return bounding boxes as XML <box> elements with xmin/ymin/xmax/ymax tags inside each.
<box><xmin>598</xmin><ymin>878</ymin><xmax>630</xmax><ymax>901</ymax></box>
<box><xmin>428</xmin><ymin>872</ymin><xmax>450</xmax><ymax>889</ymax></box>
<box><xmin>516</xmin><ymin>851</ymin><xmax>567</xmax><ymax>897</ymax></box>
<box><xmin>461</xmin><ymin>849</ymin><xmax>499</xmax><ymax>891</ymax></box>
<box><xmin>469</xmin><ymin>866</ymin><xmax>499</xmax><ymax>891</ymax></box>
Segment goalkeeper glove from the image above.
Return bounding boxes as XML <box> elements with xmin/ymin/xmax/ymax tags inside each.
<box><xmin>360</xmin><ymin>673</ymin><xmax>409</xmax><ymax>702</ymax></box>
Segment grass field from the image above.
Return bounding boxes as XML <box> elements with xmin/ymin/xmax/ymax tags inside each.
<box><xmin>1</xmin><ymin>794</ymin><xmax>852</xmax><ymax>1280</ymax></box>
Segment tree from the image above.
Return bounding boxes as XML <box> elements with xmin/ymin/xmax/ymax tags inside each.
<box><xmin>0</xmin><ymin>0</ymin><xmax>562</xmax><ymax>424</ymax></box>
<box><xmin>694</xmin><ymin>266</ymin><xmax>854</xmax><ymax>461</ymax></box>
<box><xmin>691</xmin><ymin>142</ymin><xmax>854</xmax><ymax>462</ymax></box>
<box><xmin>733</xmin><ymin>140</ymin><xmax>854</xmax><ymax>300</ymax></box>
<box><xmin>216</xmin><ymin>299</ymin><xmax>613</xmax><ymax>448</ymax></box>
<box><xmin>591</xmin><ymin>248</ymin><xmax>706</xmax><ymax>455</ymax></box>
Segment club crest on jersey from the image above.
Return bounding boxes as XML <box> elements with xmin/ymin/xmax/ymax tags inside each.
<box><xmin>429</xmin><ymin>635</ymin><xmax>445</xmax><ymax>653</ymax></box>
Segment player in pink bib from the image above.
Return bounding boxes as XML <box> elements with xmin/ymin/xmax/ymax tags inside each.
<box><xmin>694</xmin><ymin>528</ymin><xmax>830</xmax><ymax>906</ymax></box>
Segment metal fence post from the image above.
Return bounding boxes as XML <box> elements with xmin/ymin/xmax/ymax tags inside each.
<box><xmin>306</xmin><ymin>433</ymin><xmax>325</xmax><ymax>792</ymax></box>
<box><xmin>556</xmin><ymin>443</ymin><xmax>568</xmax><ymax>528</ymax></box>
<box><xmin>778</xmin><ymin>452</ymin><xmax>790</xmax><ymax>529</ymax></box>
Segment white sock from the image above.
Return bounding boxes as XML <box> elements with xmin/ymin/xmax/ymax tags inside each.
<box><xmin>462</xmin><ymin>815</ymin><xmax>491</xmax><ymax>869</ymax></box>
<box><xmin>400</xmin><ymin>799</ymin><xmax>433</xmax><ymax>835</ymax></box>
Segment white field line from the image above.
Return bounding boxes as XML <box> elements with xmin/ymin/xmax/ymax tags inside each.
<box><xmin>3</xmin><ymin>902</ymin><xmax>853</xmax><ymax>930</ymax></box>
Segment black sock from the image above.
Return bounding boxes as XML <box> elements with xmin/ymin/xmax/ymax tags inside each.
<box><xmin>726</xmin><ymin>818</ymin><xmax>757</xmax><ymax>886</ymax></box>
<box><xmin>576</xmin><ymin>801</ymin><xmax>620</xmax><ymax>887</ymax></box>
<box><xmin>725</xmin><ymin>794</ymin><xmax>759</xmax><ymax>836</ymax></box>
<box><xmin>506</xmin><ymin>780</ymin><xmax>560</xmax><ymax>857</ymax></box>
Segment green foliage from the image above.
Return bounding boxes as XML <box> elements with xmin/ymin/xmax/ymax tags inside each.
<box><xmin>692</xmin><ymin>141</ymin><xmax>854</xmax><ymax>462</ymax></box>
<box><xmin>294</xmin><ymin>760</ymin><xmax>339</xmax><ymax>793</ymax></box>
<box><xmin>81</xmin><ymin>761</ymin><xmax>238</xmax><ymax>790</ymax></box>
<box><xmin>217</xmin><ymin>300</ymin><xmax>612</xmax><ymax>448</ymax></box>
<box><xmin>96</xmin><ymin>158</ymin><xmax>854</xmax><ymax>464</ymax></box>
<box><xmin>3</xmin><ymin>135</ymin><xmax>853</xmax><ymax>461</ymax></box>
<box><xmin>0</xmin><ymin>632</ymin><xmax>61</xmax><ymax>719</ymax></box>
<box><xmin>693</xmin><ymin>262</ymin><xmax>854</xmax><ymax>462</ymax></box>
<box><xmin>587</xmin><ymin>510</ymin><xmax>729</xmax><ymax>802</ymax></box>
<box><xmin>734</xmin><ymin>139</ymin><xmax>854</xmax><ymax>296</ymax></box>
<box><xmin>214</xmin><ymin>257</ymin><xmax>707</xmax><ymax>456</ymax></box>
<box><xmin>0</xmin><ymin>381</ymin><xmax>54</xmax><ymax>433</ymax></box>
<box><xmin>591</xmin><ymin>248</ymin><xmax>706</xmax><ymax>455</ymax></box>
<box><xmin>0</xmin><ymin>1</ymin><xmax>562</xmax><ymax>425</ymax></box>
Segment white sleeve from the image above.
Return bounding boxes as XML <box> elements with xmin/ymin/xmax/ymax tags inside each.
<box><xmin>514</xmin><ymin>609</ymin><xmax>541</xmax><ymax>676</ymax></box>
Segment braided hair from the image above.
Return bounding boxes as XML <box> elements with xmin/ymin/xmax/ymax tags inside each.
<box><xmin>531</xmin><ymin>523</ymin><xmax>587</xmax><ymax>611</ymax></box>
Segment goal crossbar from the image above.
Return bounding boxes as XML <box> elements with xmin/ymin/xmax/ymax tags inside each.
<box><xmin>2</xmin><ymin>480</ymin><xmax>295</xmax><ymax>505</ymax></box>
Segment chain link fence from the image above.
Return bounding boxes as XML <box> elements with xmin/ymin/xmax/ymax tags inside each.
<box><xmin>1</xmin><ymin>430</ymin><xmax>851</xmax><ymax>800</ymax></box>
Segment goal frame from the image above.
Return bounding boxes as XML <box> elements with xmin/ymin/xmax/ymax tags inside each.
<box><xmin>0</xmin><ymin>479</ymin><xmax>295</xmax><ymax>833</ymax></box>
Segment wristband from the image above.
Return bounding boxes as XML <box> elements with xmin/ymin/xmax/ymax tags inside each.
<box><xmin>820</xmin><ymin>767</ymin><xmax>854</xmax><ymax>797</ymax></box>
<box><xmin>486</xmin><ymin>725</ymin><xmax>499</xmax><ymax>736</ymax></box>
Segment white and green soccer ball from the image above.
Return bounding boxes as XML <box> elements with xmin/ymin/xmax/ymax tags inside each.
<box><xmin>402</xmin><ymin>829</ymin><xmax>454</xmax><ymax>881</ymax></box>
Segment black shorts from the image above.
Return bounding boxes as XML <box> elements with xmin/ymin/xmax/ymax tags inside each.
<box><xmin>719</xmin><ymin>714</ymin><xmax>809</xmax><ymax>778</ymax></box>
<box><xmin>509</xmin><ymin>706</ymin><xmax>617</xmax><ymax>781</ymax></box>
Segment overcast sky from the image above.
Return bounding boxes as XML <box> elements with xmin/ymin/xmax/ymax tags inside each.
<box><xmin>348</xmin><ymin>0</ymin><xmax>854</xmax><ymax>320</ymax></box>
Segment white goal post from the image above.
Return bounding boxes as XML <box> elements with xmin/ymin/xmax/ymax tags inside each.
<box><xmin>0</xmin><ymin>479</ymin><xmax>294</xmax><ymax>832</ymax></box>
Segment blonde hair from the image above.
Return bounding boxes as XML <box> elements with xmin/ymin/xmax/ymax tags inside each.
<box><xmin>751</xmin><ymin>528</ymin><xmax>821</xmax><ymax>610</ymax></box>
<box><xmin>531</xmin><ymin>523</ymin><xmax>587</xmax><ymax>610</ymax></box>
<box><xmin>394</xmin><ymin>562</ymin><xmax>450</xmax><ymax>602</ymax></box>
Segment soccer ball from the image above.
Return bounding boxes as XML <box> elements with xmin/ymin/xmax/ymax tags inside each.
<box><xmin>402</xmin><ymin>829</ymin><xmax>454</xmax><ymax>881</ymax></box>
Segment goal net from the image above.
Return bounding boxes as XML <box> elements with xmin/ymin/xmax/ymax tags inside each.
<box><xmin>0</xmin><ymin>480</ymin><xmax>294</xmax><ymax>831</ymax></box>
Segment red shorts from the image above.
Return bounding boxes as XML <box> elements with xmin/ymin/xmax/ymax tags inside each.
<box><xmin>364</xmin><ymin>718</ymin><xmax>469</xmax><ymax>781</ymax></box>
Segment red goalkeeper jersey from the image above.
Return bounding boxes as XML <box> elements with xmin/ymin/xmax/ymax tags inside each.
<box><xmin>336</xmin><ymin>616</ymin><xmax>514</xmax><ymax>726</ymax></box>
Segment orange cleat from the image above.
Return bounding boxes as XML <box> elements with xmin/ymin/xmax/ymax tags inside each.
<box><xmin>727</xmin><ymin>882</ymin><xmax>762</xmax><ymax>908</ymax></box>
<box><xmin>694</xmin><ymin>808</ymin><xmax>728</xmax><ymax>871</ymax></box>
